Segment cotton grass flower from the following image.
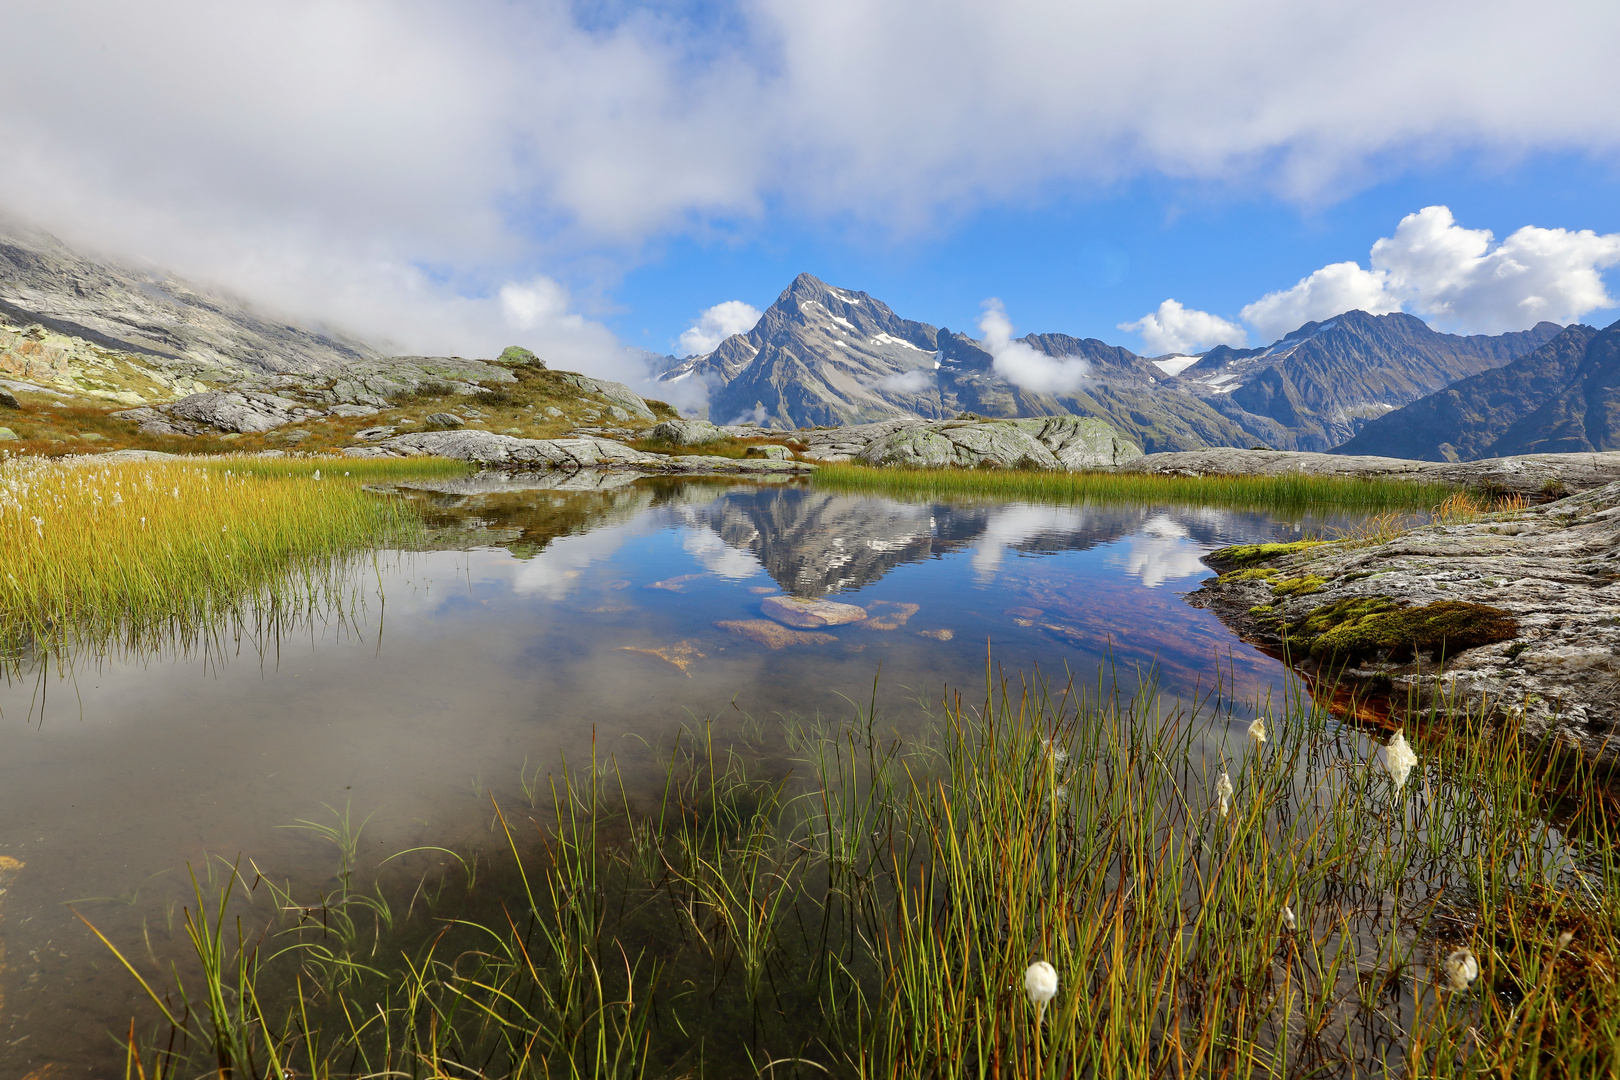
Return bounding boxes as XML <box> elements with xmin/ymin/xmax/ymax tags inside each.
<box><xmin>1024</xmin><ymin>960</ymin><xmax>1058</xmax><ymax>1027</ymax></box>
<box><xmin>1247</xmin><ymin>716</ymin><xmax>1267</xmax><ymax>749</ymax></box>
<box><xmin>1282</xmin><ymin>904</ymin><xmax>1297</xmax><ymax>932</ymax></box>
<box><xmin>1442</xmin><ymin>946</ymin><xmax>1478</xmax><ymax>991</ymax></box>
<box><xmin>1215</xmin><ymin>771</ymin><xmax>1234</xmax><ymax>818</ymax></box>
<box><xmin>1382</xmin><ymin>729</ymin><xmax>1420</xmax><ymax>791</ymax></box>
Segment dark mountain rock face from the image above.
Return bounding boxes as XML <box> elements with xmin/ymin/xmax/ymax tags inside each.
<box><xmin>0</xmin><ymin>220</ymin><xmax>382</xmax><ymax>375</ymax></box>
<box><xmin>661</xmin><ymin>276</ymin><xmax>1561</xmax><ymax>453</ymax></box>
<box><xmin>1336</xmin><ymin>321</ymin><xmax>1620</xmax><ymax>461</ymax></box>
<box><xmin>1168</xmin><ymin>311</ymin><xmax>1564</xmax><ymax>451</ymax></box>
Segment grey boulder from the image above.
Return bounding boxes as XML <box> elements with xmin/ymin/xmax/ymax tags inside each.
<box><xmin>0</xmin><ymin>388</ymin><xmax>19</xmax><ymax>410</ymax></box>
<box><xmin>857</xmin><ymin>416</ymin><xmax>1142</xmax><ymax>470</ymax></box>
<box><xmin>115</xmin><ymin>390</ymin><xmax>326</xmax><ymax>435</ymax></box>
<box><xmin>651</xmin><ymin>418</ymin><xmax>726</xmax><ymax>445</ymax></box>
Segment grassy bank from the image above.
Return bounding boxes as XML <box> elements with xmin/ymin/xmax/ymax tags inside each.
<box><xmin>813</xmin><ymin>461</ymin><xmax>1457</xmax><ymax>512</ymax></box>
<box><xmin>106</xmin><ymin>668</ymin><xmax>1620</xmax><ymax>1078</ymax></box>
<box><xmin>0</xmin><ymin>453</ymin><xmax>464</xmax><ymax>654</ymax></box>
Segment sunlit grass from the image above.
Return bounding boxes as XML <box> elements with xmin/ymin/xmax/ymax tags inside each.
<box><xmin>0</xmin><ymin>452</ymin><xmax>462</xmax><ymax>654</ymax></box>
<box><xmin>813</xmin><ymin>461</ymin><xmax>1458</xmax><ymax>512</ymax></box>
<box><xmin>105</xmin><ymin>666</ymin><xmax>1620</xmax><ymax>1078</ymax></box>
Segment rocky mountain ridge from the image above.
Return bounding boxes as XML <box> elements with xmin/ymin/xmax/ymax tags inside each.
<box><xmin>1335</xmin><ymin>319</ymin><xmax>1620</xmax><ymax>461</ymax></box>
<box><xmin>661</xmin><ymin>273</ymin><xmax>1564</xmax><ymax>453</ymax></box>
<box><xmin>0</xmin><ymin>219</ymin><xmax>381</xmax><ymax>374</ymax></box>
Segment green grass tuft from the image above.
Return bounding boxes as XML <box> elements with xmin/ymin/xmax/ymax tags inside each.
<box><xmin>815</xmin><ymin>463</ymin><xmax>1454</xmax><ymax>512</ymax></box>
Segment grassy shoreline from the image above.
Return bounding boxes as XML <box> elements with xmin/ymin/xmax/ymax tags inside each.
<box><xmin>0</xmin><ymin>453</ymin><xmax>466</xmax><ymax>655</ymax></box>
<box><xmin>102</xmin><ymin>667</ymin><xmax>1620</xmax><ymax>1078</ymax></box>
<box><xmin>812</xmin><ymin>461</ymin><xmax>1458</xmax><ymax>511</ymax></box>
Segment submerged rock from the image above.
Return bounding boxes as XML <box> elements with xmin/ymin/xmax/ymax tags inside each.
<box><xmin>715</xmin><ymin>619</ymin><xmax>839</xmax><ymax>649</ymax></box>
<box><xmin>761</xmin><ymin>595</ymin><xmax>869</xmax><ymax>628</ymax></box>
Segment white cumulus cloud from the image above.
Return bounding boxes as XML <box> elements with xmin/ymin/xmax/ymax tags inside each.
<box><xmin>1119</xmin><ymin>299</ymin><xmax>1248</xmax><ymax>355</ymax></box>
<box><xmin>980</xmin><ymin>300</ymin><xmax>1090</xmax><ymax>394</ymax></box>
<box><xmin>1242</xmin><ymin>206</ymin><xmax>1620</xmax><ymax>340</ymax></box>
<box><xmin>677</xmin><ymin>300</ymin><xmax>763</xmax><ymax>356</ymax></box>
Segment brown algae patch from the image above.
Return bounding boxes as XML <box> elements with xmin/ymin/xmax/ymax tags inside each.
<box><xmin>864</xmin><ymin>601</ymin><xmax>920</xmax><ymax>630</ymax></box>
<box><xmin>620</xmin><ymin>639</ymin><xmax>708</xmax><ymax>674</ymax></box>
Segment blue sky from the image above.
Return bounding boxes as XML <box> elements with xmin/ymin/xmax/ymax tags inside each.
<box><xmin>610</xmin><ymin>149</ymin><xmax>1620</xmax><ymax>355</ymax></box>
<box><xmin>4</xmin><ymin>0</ymin><xmax>1619</xmax><ymax>380</ymax></box>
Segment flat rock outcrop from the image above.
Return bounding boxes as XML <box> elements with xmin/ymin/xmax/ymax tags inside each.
<box><xmin>344</xmin><ymin>429</ymin><xmax>814</xmax><ymax>476</ymax></box>
<box><xmin>116</xmin><ymin>390</ymin><xmax>327</xmax><ymax>435</ymax></box>
<box><xmin>1188</xmin><ymin>482</ymin><xmax>1620</xmax><ymax>762</ymax></box>
<box><xmin>801</xmin><ymin>415</ymin><xmax>1142</xmax><ymax>470</ymax></box>
<box><xmin>1120</xmin><ymin>447</ymin><xmax>1620</xmax><ymax>496</ymax></box>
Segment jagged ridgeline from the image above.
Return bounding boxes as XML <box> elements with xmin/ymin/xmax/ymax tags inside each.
<box><xmin>658</xmin><ymin>273</ymin><xmax>1565</xmax><ymax>452</ymax></box>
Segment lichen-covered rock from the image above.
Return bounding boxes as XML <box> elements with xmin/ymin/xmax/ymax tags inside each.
<box><xmin>745</xmin><ymin>444</ymin><xmax>793</xmax><ymax>460</ymax></box>
<box><xmin>1189</xmin><ymin>480</ymin><xmax>1620</xmax><ymax>762</ymax></box>
<box><xmin>1011</xmin><ymin>416</ymin><xmax>1144</xmax><ymax>469</ymax></box>
<box><xmin>498</xmin><ymin>345</ymin><xmax>544</xmax><ymax>367</ymax></box>
<box><xmin>424</xmin><ymin>412</ymin><xmax>464</xmax><ymax>428</ymax></box>
<box><xmin>0</xmin><ymin>427</ymin><xmax>17</xmax><ymax>440</ymax></box>
<box><xmin>805</xmin><ymin>415</ymin><xmax>1143</xmax><ymax>471</ymax></box>
<box><xmin>651</xmin><ymin>418</ymin><xmax>725</xmax><ymax>445</ymax></box>
<box><xmin>859</xmin><ymin>420</ymin><xmax>1061</xmax><ymax>469</ymax></box>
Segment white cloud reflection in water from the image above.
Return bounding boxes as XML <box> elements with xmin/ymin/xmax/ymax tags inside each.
<box><xmin>969</xmin><ymin>504</ymin><xmax>1091</xmax><ymax>582</ymax></box>
<box><xmin>680</xmin><ymin>525</ymin><xmax>763</xmax><ymax>581</ymax></box>
<box><xmin>507</xmin><ymin>521</ymin><xmax>647</xmax><ymax>599</ymax></box>
<box><xmin>1109</xmin><ymin>515</ymin><xmax>1213</xmax><ymax>589</ymax></box>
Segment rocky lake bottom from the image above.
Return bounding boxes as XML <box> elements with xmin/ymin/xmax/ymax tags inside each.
<box><xmin>0</xmin><ymin>477</ymin><xmax>1402</xmax><ymax>1073</ymax></box>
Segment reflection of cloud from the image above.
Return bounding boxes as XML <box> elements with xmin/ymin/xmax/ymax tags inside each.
<box><xmin>1110</xmin><ymin>515</ymin><xmax>1211</xmax><ymax>588</ymax></box>
<box><xmin>970</xmin><ymin>504</ymin><xmax>1089</xmax><ymax>580</ymax></box>
<box><xmin>509</xmin><ymin>525</ymin><xmax>638</xmax><ymax>599</ymax></box>
<box><xmin>681</xmin><ymin>525</ymin><xmax>762</xmax><ymax>580</ymax></box>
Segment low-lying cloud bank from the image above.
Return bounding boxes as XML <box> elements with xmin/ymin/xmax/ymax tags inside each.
<box><xmin>1123</xmin><ymin>206</ymin><xmax>1620</xmax><ymax>355</ymax></box>
<box><xmin>980</xmin><ymin>300</ymin><xmax>1091</xmax><ymax>394</ymax></box>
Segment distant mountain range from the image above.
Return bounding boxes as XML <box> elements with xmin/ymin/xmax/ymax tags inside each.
<box><xmin>1336</xmin><ymin>319</ymin><xmax>1620</xmax><ymax>460</ymax></box>
<box><xmin>1</xmin><ymin>220</ymin><xmax>1588</xmax><ymax>458</ymax></box>
<box><xmin>658</xmin><ymin>273</ymin><xmax>1565</xmax><ymax>453</ymax></box>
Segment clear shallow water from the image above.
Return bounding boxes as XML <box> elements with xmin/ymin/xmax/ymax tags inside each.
<box><xmin>1</xmin><ymin>476</ymin><xmax>1354</xmax><ymax>1073</ymax></box>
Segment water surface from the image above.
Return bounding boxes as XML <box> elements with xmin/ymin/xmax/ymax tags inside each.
<box><xmin>1</xmin><ymin>475</ymin><xmax>1350</xmax><ymax>1073</ymax></box>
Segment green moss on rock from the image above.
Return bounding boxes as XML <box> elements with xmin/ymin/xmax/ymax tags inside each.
<box><xmin>1306</xmin><ymin>600</ymin><xmax>1518</xmax><ymax>662</ymax></box>
<box><xmin>1271</xmin><ymin>574</ymin><xmax>1329</xmax><ymax>598</ymax></box>
<box><xmin>1211</xmin><ymin>540</ymin><xmax>1328</xmax><ymax>568</ymax></box>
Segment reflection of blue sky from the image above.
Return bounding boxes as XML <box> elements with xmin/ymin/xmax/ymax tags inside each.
<box><xmin>1109</xmin><ymin>514</ymin><xmax>1216</xmax><ymax>589</ymax></box>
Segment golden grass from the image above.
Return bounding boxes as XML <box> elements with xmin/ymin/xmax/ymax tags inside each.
<box><xmin>0</xmin><ymin>452</ymin><xmax>459</xmax><ymax>650</ymax></box>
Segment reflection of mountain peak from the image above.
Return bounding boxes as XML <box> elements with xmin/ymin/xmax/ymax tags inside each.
<box><xmin>700</xmin><ymin>489</ymin><xmax>983</xmax><ymax>596</ymax></box>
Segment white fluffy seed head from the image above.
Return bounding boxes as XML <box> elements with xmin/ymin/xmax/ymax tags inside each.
<box><xmin>1024</xmin><ymin>960</ymin><xmax>1058</xmax><ymax>1006</ymax></box>
<box><xmin>1283</xmin><ymin>904</ymin><xmax>1297</xmax><ymax>931</ymax></box>
<box><xmin>1443</xmin><ymin>947</ymin><xmax>1479</xmax><ymax>991</ymax></box>
<box><xmin>1383</xmin><ymin>730</ymin><xmax>1420</xmax><ymax>791</ymax></box>
<box><xmin>1247</xmin><ymin>717</ymin><xmax>1267</xmax><ymax>748</ymax></box>
<box><xmin>1215</xmin><ymin>771</ymin><xmax>1234</xmax><ymax>818</ymax></box>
